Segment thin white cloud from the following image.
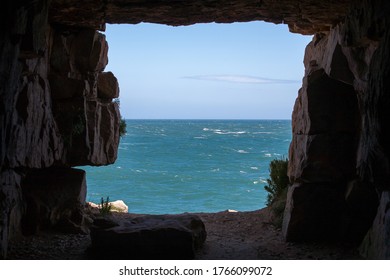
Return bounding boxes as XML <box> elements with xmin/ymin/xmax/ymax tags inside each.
<box><xmin>182</xmin><ymin>75</ymin><xmax>300</xmax><ymax>84</ymax></box>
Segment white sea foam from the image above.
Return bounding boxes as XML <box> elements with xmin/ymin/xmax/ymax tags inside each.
<box><xmin>86</xmin><ymin>119</ymin><xmax>292</xmax><ymax>214</ymax></box>
<box><xmin>204</xmin><ymin>127</ymin><xmax>247</xmax><ymax>135</ymax></box>
<box><xmin>215</xmin><ymin>130</ymin><xmax>247</xmax><ymax>135</ymax></box>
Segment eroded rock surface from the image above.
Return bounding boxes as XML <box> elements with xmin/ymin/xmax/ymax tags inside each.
<box><xmin>89</xmin><ymin>214</ymin><xmax>206</xmax><ymax>259</ymax></box>
<box><xmin>0</xmin><ymin>0</ymin><xmax>120</xmax><ymax>258</ymax></box>
<box><xmin>284</xmin><ymin>0</ymin><xmax>390</xmax><ymax>258</ymax></box>
<box><xmin>21</xmin><ymin>168</ymin><xmax>88</xmax><ymax>235</ymax></box>
<box><xmin>50</xmin><ymin>0</ymin><xmax>353</xmax><ymax>35</ymax></box>
<box><xmin>359</xmin><ymin>191</ymin><xmax>390</xmax><ymax>259</ymax></box>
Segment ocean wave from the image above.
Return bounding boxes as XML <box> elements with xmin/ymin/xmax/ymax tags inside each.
<box><xmin>237</xmin><ymin>149</ymin><xmax>249</xmax><ymax>154</ymax></box>
<box><xmin>131</xmin><ymin>169</ymin><xmax>147</xmax><ymax>173</ymax></box>
<box><xmin>203</xmin><ymin>127</ymin><xmax>247</xmax><ymax>135</ymax></box>
<box><xmin>264</xmin><ymin>153</ymin><xmax>272</xmax><ymax>157</ymax></box>
<box><xmin>215</xmin><ymin>130</ymin><xmax>247</xmax><ymax>135</ymax></box>
<box><xmin>250</xmin><ymin>166</ymin><xmax>259</xmax><ymax>170</ymax></box>
<box><xmin>253</xmin><ymin>131</ymin><xmax>273</xmax><ymax>134</ymax></box>
<box><xmin>253</xmin><ymin>178</ymin><xmax>267</xmax><ymax>184</ymax></box>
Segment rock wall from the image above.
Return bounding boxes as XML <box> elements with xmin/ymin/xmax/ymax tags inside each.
<box><xmin>0</xmin><ymin>0</ymin><xmax>120</xmax><ymax>258</ymax></box>
<box><xmin>284</xmin><ymin>0</ymin><xmax>390</xmax><ymax>257</ymax></box>
<box><xmin>49</xmin><ymin>26</ymin><xmax>120</xmax><ymax>166</ymax></box>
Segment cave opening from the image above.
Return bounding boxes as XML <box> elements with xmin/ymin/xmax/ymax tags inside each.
<box><xmin>82</xmin><ymin>22</ymin><xmax>312</xmax><ymax>215</ymax></box>
<box><xmin>2</xmin><ymin>0</ymin><xmax>389</xmax><ymax>261</ymax></box>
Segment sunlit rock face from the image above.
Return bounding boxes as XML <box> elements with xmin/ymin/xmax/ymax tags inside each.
<box><xmin>0</xmin><ymin>0</ymin><xmax>120</xmax><ymax>258</ymax></box>
<box><xmin>49</xmin><ymin>27</ymin><xmax>120</xmax><ymax>166</ymax></box>
<box><xmin>285</xmin><ymin>0</ymin><xmax>390</xmax><ymax>258</ymax></box>
<box><xmin>1</xmin><ymin>0</ymin><xmax>390</xmax><ymax>259</ymax></box>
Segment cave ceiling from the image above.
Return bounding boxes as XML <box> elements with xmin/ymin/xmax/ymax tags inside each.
<box><xmin>50</xmin><ymin>0</ymin><xmax>353</xmax><ymax>35</ymax></box>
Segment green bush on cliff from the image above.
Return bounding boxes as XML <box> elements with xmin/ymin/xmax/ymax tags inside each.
<box><xmin>119</xmin><ymin>118</ymin><xmax>127</xmax><ymax>137</ymax></box>
<box><xmin>114</xmin><ymin>98</ymin><xmax>127</xmax><ymax>138</ymax></box>
<box><xmin>264</xmin><ymin>157</ymin><xmax>289</xmax><ymax>228</ymax></box>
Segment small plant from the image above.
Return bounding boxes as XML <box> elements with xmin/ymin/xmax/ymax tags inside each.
<box><xmin>119</xmin><ymin>118</ymin><xmax>127</xmax><ymax>137</ymax></box>
<box><xmin>99</xmin><ymin>196</ymin><xmax>112</xmax><ymax>215</ymax></box>
<box><xmin>264</xmin><ymin>157</ymin><xmax>290</xmax><ymax>228</ymax></box>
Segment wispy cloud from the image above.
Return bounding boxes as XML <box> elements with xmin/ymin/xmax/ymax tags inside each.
<box><xmin>182</xmin><ymin>75</ymin><xmax>300</xmax><ymax>84</ymax></box>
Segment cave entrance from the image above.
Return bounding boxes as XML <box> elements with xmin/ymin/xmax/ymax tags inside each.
<box><xmin>83</xmin><ymin>21</ymin><xmax>312</xmax><ymax>214</ymax></box>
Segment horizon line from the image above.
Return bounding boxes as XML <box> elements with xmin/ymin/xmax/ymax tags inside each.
<box><xmin>122</xmin><ymin>118</ymin><xmax>292</xmax><ymax>121</ymax></box>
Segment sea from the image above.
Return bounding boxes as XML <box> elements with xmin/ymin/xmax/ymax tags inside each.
<box><xmin>82</xmin><ymin>119</ymin><xmax>292</xmax><ymax>214</ymax></box>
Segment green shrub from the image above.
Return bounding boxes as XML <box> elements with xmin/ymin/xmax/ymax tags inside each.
<box><xmin>119</xmin><ymin>118</ymin><xmax>127</xmax><ymax>137</ymax></box>
<box><xmin>264</xmin><ymin>157</ymin><xmax>289</xmax><ymax>228</ymax></box>
<box><xmin>99</xmin><ymin>196</ymin><xmax>112</xmax><ymax>216</ymax></box>
<box><xmin>264</xmin><ymin>157</ymin><xmax>289</xmax><ymax>206</ymax></box>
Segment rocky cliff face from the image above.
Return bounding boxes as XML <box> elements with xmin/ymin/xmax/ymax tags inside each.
<box><xmin>285</xmin><ymin>0</ymin><xmax>390</xmax><ymax>259</ymax></box>
<box><xmin>1</xmin><ymin>0</ymin><xmax>389</xmax><ymax>259</ymax></box>
<box><xmin>0</xmin><ymin>0</ymin><xmax>120</xmax><ymax>258</ymax></box>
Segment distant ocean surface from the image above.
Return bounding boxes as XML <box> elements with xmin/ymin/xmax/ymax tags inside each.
<box><xmin>82</xmin><ymin>119</ymin><xmax>292</xmax><ymax>214</ymax></box>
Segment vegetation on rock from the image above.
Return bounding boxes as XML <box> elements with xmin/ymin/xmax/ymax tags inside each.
<box><xmin>99</xmin><ymin>196</ymin><xmax>112</xmax><ymax>215</ymax></box>
<box><xmin>264</xmin><ymin>157</ymin><xmax>290</xmax><ymax>228</ymax></box>
<box><xmin>119</xmin><ymin>118</ymin><xmax>127</xmax><ymax>137</ymax></box>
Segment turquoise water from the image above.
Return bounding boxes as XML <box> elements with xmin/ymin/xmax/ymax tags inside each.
<box><xmin>82</xmin><ymin>119</ymin><xmax>291</xmax><ymax>214</ymax></box>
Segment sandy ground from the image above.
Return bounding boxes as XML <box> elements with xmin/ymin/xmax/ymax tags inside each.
<box><xmin>7</xmin><ymin>208</ymin><xmax>361</xmax><ymax>260</ymax></box>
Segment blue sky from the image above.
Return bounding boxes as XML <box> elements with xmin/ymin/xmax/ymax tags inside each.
<box><xmin>104</xmin><ymin>22</ymin><xmax>312</xmax><ymax>119</ymax></box>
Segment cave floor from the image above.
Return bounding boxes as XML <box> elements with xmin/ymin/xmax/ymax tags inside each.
<box><xmin>7</xmin><ymin>208</ymin><xmax>361</xmax><ymax>260</ymax></box>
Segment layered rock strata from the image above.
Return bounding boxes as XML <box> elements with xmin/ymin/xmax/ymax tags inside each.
<box><xmin>49</xmin><ymin>0</ymin><xmax>352</xmax><ymax>35</ymax></box>
<box><xmin>0</xmin><ymin>0</ymin><xmax>120</xmax><ymax>258</ymax></box>
<box><xmin>285</xmin><ymin>0</ymin><xmax>390</xmax><ymax>257</ymax></box>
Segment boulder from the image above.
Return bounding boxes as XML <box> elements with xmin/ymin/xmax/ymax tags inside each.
<box><xmin>97</xmin><ymin>72</ymin><xmax>119</xmax><ymax>99</ymax></box>
<box><xmin>109</xmin><ymin>200</ymin><xmax>128</xmax><ymax>213</ymax></box>
<box><xmin>70</xmin><ymin>29</ymin><xmax>108</xmax><ymax>73</ymax></box>
<box><xmin>89</xmin><ymin>214</ymin><xmax>207</xmax><ymax>259</ymax></box>
<box><xmin>87</xmin><ymin>200</ymin><xmax>129</xmax><ymax>213</ymax></box>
